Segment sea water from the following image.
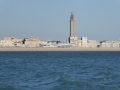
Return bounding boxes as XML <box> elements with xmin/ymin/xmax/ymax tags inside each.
<box><xmin>0</xmin><ymin>51</ymin><xmax>120</xmax><ymax>90</ymax></box>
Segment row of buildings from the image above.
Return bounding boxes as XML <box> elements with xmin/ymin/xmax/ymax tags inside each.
<box><xmin>0</xmin><ymin>12</ymin><xmax>120</xmax><ymax>48</ymax></box>
<box><xmin>0</xmin><ymin>36</ymin><xmax>42</xmax><ymax>47</ymax></box>
<box><xmin>78</xmin><ymin>36</ymin><xmax>120</xmax><ymax>48</ymax></box>
<box><xmin>0</xmin><ymin>36</ymin><xmax>120</xmax><ymax>48</ymax></box>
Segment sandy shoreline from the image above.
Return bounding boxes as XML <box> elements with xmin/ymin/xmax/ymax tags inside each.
<box><xmin>0</xmin><ymin>47</ymin><xmax>120</xmax><ymax>51</ymax></box>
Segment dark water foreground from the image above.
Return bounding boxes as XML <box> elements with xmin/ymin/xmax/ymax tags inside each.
<box><xmin>0</xmin><ymin>51</ymin><xmax>120</xmax><ymax>90</ymax></box>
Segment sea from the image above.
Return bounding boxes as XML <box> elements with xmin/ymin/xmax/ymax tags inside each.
<box><xmin>0</xmin><ymin>51</ymin><xmax>120</xmax><ymax>90</ymax></box>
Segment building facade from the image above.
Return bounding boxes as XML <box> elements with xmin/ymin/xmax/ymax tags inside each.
<box><xmin>24</xmin><ymin>37</ymin><xmax>42</xmax><ymax>47</ymax></box>
<box><xmin>100</xmin><ymin>41</ymin><xmax>120</xmax><ymax>48</ymax></box>
<box><xmin>81</xmin><ymin>36</ymin><xmax>88</xmax><ymax>47</ymax></box>
<box><xmin>88</xmin><ymin>40</ymin><xmax>98</xmax><ymax>48</ymax></box>
<box><xmin>77</xmin><ymin>40</ymin><xmax>82</xmax><ymax>47</ymax></box>
<box><xmin>0</xmin><ymin>36</ymin><xmax>24</xmax><ymax>47</ymax></box>
<box><xmin>80</xmin><ymin>36</ymin><xmax>99</xmax><ymax>47</ymax></box>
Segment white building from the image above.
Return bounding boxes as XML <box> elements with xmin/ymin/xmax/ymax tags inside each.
<box><xmin>3</xmin><ymin>36</ymin><xmax>15</xmax><ymax>47</ymax></box>
<box><xmin>1</xmin><ymin>36</ymin><xmax>24</xmax><ymax>47</ymax></box>
<box><xmin>80</xmin><ymin>36</ymin><xmax>99</xmax><ymax>47</ymax></box>
<box><xmin>0</xmin><ymin>40</ymin><xmax>5</xmax><ymax>47</ymax></box>
<box><xmin>69</xmin><ymin>36</ymin><xmax>78</xmax><ymax>45</ymax></box>
<box><xmin>100</xmin><ymin>41</ymin><xmax>120</xmax><ymax>48</ymax></box>
<box><xmin>25</xmin><ymin>37</ymin><xmax>42</xmax><ymax>47</ymax></box>
<box><xmin>81</xmin><ymin>36</ymin><xmax>88</xmax><ymax>47</ymax></box>
<box><xmin>88</xmin><ymin>40</ymin><xmax>98</xmax><ymax>48</ymax></box>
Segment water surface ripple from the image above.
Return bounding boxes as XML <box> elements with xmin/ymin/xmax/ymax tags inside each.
<box><xmin>0</xmin><ymin>51</ymin><xmax>120</xmax><ymax>90</ymax></box>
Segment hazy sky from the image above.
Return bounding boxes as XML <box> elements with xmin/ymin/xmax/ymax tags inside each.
<box><xmin>0</xmin><ymin>0</ymin><xmax>120</xmax><ymax>41</ymax></box>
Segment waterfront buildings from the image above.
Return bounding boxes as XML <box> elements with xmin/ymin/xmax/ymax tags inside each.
<box><xmin>0</xmin><ymin>36</ymin><xmax>24</xmax><ymax>47</ymax></box>
<box><xmin>81</xmin><ymin>37</ymin><xmax>88</xmax><ymax>47</ymax></box>
<box><xmin>0</xmin><ymin>36</ymin><xmax>42</xmax><ymax>47</ymax></box>
<box><xmin>24</xmin><ymin>37</ymin><xmax>42</xmax><ymax>47</ymax></box>
<box><xmin>100</xmin><ymin>41</ymin><xmax>120</xmax><ymax>48</ymax></box>
<box><xmin>76</xmin><ymin>36</ymin><xmax>99</xmax><ymax>48</ymax></box>
<box><xmin>0</xmin><ymin>12</ymin><xmax>120</xmax><ymax>48</ymax></box>
<box><xmin>87</xmin><ymin>40</ymin><xmax>99</xmax><ymax>48</ymax></box>
<box><xmin>77</xmin><ymin>40</ymin><xmax>82</xmax><ymax>47</ymax></box>
<box><xmin>40</xmin><ymin>41</ymin><xmax>60</xmax><ymax>47</ymax></box>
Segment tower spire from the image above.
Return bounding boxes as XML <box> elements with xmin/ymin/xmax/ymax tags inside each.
<box><xmin>71</xmin><ymin>12</ymin><xmax>73</xmax><ymax>15</ymax></box>
<box><xmin>70</xmin><ymin>12</ymin><xmax>74</xmax><ymax>21</ymax></box>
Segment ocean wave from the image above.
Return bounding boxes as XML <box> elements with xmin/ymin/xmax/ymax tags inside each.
<box><xmin>0</xmin><ymin>85</ymin><xmax>15</xmax><ymax>90</ymax></box>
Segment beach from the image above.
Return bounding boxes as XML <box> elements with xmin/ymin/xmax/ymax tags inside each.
<box><xmin>0</xmin><ymin>47</ymin><xmax>120</xmax><ymax>51</ymax></box>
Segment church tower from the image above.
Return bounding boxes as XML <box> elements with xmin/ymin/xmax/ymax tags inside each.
<box><xmin>70</xmin><ymin>12</ymin><xmax>75</xmax><ymax>37</ymax></box>
<box><xmin>69</xmin><ymin>12</ymin><xmax>78</xmax><ymax>45</ymax></box>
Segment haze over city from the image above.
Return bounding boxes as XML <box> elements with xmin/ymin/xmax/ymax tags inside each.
<box><xmin>0</xmin><ymin>0</ymin><xmax>120</xmax><ymax>41</ymax></box>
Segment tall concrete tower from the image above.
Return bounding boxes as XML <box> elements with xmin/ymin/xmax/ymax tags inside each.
<box><xmin>70</xmin><ymin>12</ymin><xmax>75</xmax><ymax>37</ymax></box>
<box><xmin>69</xmin><ymin>12</ymin><xmax>78</xmax><ymax>45</ymax></box>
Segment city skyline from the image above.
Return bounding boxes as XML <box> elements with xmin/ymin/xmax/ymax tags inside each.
<box><xmin>0</xmin><ymin>0</ymin><xmax>120</xmax><ymax>41</ymax></box>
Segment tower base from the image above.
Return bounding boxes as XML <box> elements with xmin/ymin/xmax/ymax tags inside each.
<box><xmin>69</xmin><ymin>36</ymin><xmax>78</xmax><ymax>45</ymax></box>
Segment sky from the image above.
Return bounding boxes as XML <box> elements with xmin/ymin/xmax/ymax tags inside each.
<box><xmin>0</xmin><ymin>0</ymin><xmax>120</xmax><ymax>41</ymax></box>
